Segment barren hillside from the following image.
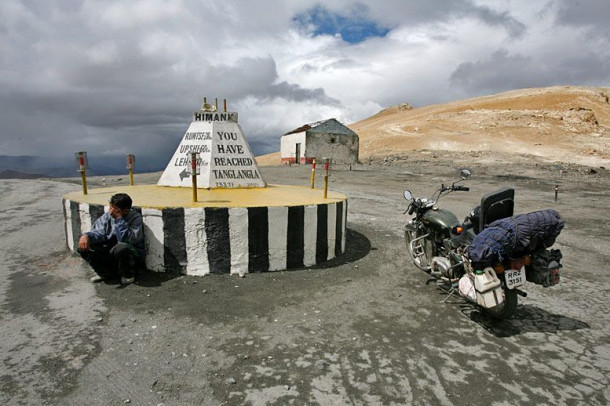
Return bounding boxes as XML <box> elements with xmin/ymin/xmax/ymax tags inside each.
<box><xmin>257</xmin><ymin>86</ymin><xmax>610</xmax><ymax>167</ymax></box>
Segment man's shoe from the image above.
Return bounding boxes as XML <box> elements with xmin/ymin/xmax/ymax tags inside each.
<box><xmin>90</xmin><ymin>275</ymin><xmax>104</xmax><ymax>283</ymax></box>
<box><xmin>121</xmin><ymin>277</ymin><xmax>135</xmax><ymax>285</ymax></box>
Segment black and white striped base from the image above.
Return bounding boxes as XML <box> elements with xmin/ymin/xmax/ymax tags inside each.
<box><xmin>63</xmin><ymin>199</ymin><xmax>347</xmax><ymax>275</ymax></box>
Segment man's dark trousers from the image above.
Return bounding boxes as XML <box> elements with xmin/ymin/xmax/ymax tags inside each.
<box><xmin>79</xmin><ymin>242</ymin><xmax>140</xmax><ymax>279</ymax></box>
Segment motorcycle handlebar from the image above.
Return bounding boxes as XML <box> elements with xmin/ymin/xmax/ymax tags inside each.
<box><xmin>453</xmin><ymin>185</ymin><xmax>470</xmax><ymax>191</ymax></box>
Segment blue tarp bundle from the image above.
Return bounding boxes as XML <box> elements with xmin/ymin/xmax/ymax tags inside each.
<box><xmin>467</xmin><ymin>209</ymin><xmax>564</xmax><ymax>267</ymax></box>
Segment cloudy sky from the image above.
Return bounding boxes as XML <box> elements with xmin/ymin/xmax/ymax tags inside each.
<box><xmin>1</xmin><ymin>0</ymin><xmax>609</xmax><ymax>170</ymax></box>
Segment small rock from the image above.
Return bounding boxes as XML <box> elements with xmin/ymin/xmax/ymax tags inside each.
<box><xmin>97</xmin><ymin>317</ymin><xmax>103</xmax><ymax>323</ymax></box>
<box><xmin>284</xmin><ymin>385</ymin><xmax>291</xmax><ymax>390</ymax></box>
<box><xmin>202</xmin><ymin>290</ymin><xmax>207</xmax><ymax>293</ymax></box>
<box><xmin>123</xmin><ymin>400</ymin><xmax>131</xmax><ymax>404</ymax></box>
<box><xmin>315</xmin><ymin>360</ymin><xmax>328</xmax><ymax>370</ymax></box>
<box><xmin>228</xmin><ymin>377</ymin><xmax>237</xmax><ymax>384</ymax></box>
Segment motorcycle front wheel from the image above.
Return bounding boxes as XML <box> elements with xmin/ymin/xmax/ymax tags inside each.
<box><xmin>484</xmin><ymin>288</ymin><xmax>518</xmax><ymax>319</ymax></box>
<box><xmin>404</xmin><ymin>225</ymin><xmax>436</xmax><ymax>271</ymax></box>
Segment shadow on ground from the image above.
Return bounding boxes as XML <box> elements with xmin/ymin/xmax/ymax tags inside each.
<box><xmin>309</xmin><ymin>228</ymin><xmax>372</xmax><ymax>270</ymax></box>
<box><xmin>131</xmin><ymin>227</ymin><xmax>372</xmax><ymax>288</ymax></box>
<box><xmin>461</xmin><ymin>304</ymin><xmax>590</xmax><ymax>337</ymax></box>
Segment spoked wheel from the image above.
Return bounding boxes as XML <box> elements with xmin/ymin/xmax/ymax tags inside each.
<box><xmin>404</xmin><ymin>225</ymin><xmax>436</xmax><ymax>271</ymax></box>
<box><xmin>484</xmin><ymin>287</ymin><xmax>518</xmax><ymax>320</ymax></box>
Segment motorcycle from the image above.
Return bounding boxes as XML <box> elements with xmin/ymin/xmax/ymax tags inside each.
<box><xmin>403</xmin><ymin>169</ymin><xmax>564</xmax><ymax>319</ymax></box>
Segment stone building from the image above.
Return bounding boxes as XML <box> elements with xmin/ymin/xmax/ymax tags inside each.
<box><xmin>280</xmin><ymin>118</ymin><xmax>359</xmax><ymax>164</ymax></box>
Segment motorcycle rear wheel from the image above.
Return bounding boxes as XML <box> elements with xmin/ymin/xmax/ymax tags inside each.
<box><xmin>484</xmin><ymin>288</ymin><xmax>518</xmax><ymax>319</ymax></box>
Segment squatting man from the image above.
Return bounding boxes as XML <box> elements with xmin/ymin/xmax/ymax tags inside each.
<box><xmin>78</xmin><ymin>193</ymin><xmax>145</xmax><ymax>285</ymax></box>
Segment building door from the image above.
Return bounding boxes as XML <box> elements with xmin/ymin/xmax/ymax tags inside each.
<box><xmin>295</xmin><ymin>143</ymin><xmax>301</xmax><ymax>164</ymax></box>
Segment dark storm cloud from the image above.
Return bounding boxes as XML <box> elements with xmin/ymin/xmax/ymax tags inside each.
<box><xmin>471</xmin><ymin>6</ymin><xmax>526</xmax><ymax>38</ymax></box>
<box><xmin>363</xmin><ymin>0</ymin><xmax>526</xmax><ymax>38</ymax></box>
<box><xmin>203</xmin><ymin>57</ymin><xmax>337</xmax><ymax>104</ymax></box>
<box><xmin>450</xmin><ymin>50</ymin><xmax>540</xmax><ymax>95</ymax></box>
<box><xmin>0</xmin><ymin>0</ymin><xmax>339</xmax><ymax>162</ymax></box>
<box><xmin>449</xmin><ymin>48</ymin><xmax>610</xmax><ymax>96</ymax></box>
<box><xmin>555</xmin><ymin>0</ymin><xmax>610</xmax><ymax>28</ymax></box>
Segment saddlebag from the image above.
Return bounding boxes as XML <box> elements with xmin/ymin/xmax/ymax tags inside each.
<box><xmin>526</xmin><ymin>249</ymin><xmax>562</xmax><ymax>287</ymax></box>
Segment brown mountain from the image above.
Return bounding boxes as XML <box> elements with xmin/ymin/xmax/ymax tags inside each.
<box><xmin>256</xmin><ymin>86</ymin><xmax>610</xmax><ymax>167</ymax></box>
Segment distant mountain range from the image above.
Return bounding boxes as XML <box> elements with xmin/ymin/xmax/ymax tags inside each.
<box><xmin>0</xmin><ymin>155</ymin><xmax>165</xmax><ymax>178</ymax></box>
<box><xmin>0</xmin><ymin>169</ymin><xmax>51</xmax><ymax>179</ymax></box>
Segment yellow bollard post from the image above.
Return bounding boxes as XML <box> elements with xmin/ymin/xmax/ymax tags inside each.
<box><xmin>323</xmin><ymin>159</ymin><xmax>329</xmax><ymax>198</ymax></box>
<box><xmin>192</xmin><ymin>172</ymin><xmax>198</xmax><ymax>202</ymax></box>
<box><xmin>80</xmin><ymin>170</ymin><xmax>88</xmax><ymax>195</ymax></box>
<box><xmin>190</xmin><ymin>151</ymin><xmax>200</xmax><ymax>202</ymax></box>
<box><xmin>310</xmin><ymin>159</ymin><xmax>316</xmax><ymax>189</ymax></box>
<box><xmin>126</xmin><ymin>154</ymin><xmax>135</xmax><ymax>186</ymax></box>
<box><xmin>75</xmin><ymin>151</ymin><xmax>88</xmax><ymax>195</ymax></box>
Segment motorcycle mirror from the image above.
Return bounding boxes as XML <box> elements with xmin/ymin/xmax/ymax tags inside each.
<box><xmin>460</xmin><ymin>168</ymin><xmax>472</xmax><ymax>180</ymax></box>
<box><xmin>404</xmin><ymin>190</ymin><xmax>413</xmax><ymax>200</ymax></box>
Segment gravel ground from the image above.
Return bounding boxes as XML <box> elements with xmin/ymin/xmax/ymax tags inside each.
<box><xmin>1</xmin><ymin>151</ymin><xmax>609</xmax><ymax>405</ymax></box>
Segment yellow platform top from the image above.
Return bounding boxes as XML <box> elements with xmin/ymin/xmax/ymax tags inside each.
<box><xmin>63</xmin><ymin>184</ymin><xmax>347</xmax><ymax>209</ymax></box>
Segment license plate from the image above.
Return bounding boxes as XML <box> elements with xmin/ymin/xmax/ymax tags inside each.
<box><xmin>505</xmin><ymin>266</ymin><xmax>525</xmax><ymax>289</ymax></box>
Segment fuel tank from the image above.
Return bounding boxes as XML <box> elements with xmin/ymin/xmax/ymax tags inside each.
<box><xmin>422</xmin><ymin>208</ymin><xmax>460</xmax><ymax>236</ymax></box>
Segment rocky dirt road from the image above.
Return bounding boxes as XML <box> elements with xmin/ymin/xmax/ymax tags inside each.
<box><xmin>1</xmin><ymin>153</ymin><xmax>609</xmax><ymax>405</ymax></box>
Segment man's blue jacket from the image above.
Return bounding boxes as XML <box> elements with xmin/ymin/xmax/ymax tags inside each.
<box><xmin>84</xmin><ymin>209</ymin><xmax>146</xmax><ymax>258</ymax></box>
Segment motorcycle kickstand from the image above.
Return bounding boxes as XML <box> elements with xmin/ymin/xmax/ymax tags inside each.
<box><xmin>440</xmin><ymin>280</ymin><xmax>459</xmax><ymax>303</ymax></box>
<box><xmin>442</xmin><ymin>287</ymin><xmax>456</xmax><ymax>303</ymax></box>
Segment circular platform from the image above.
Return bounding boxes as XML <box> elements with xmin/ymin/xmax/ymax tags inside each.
<box><xmin>63</xmin><ymin>184</ymin><xmax>348</xmax><ymax>275</ymax></box>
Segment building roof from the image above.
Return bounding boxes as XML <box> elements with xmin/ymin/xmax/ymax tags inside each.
<box><xmin>283</xmin><ymin>118</ymin><xmax>357</xmax><ymax>137</ymax></box>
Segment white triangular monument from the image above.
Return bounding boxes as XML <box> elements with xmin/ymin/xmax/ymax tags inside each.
<box><xmin>158</xmin><ymin>105</ymin><xmax>266</xmax><ymax>188</ymax></box>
